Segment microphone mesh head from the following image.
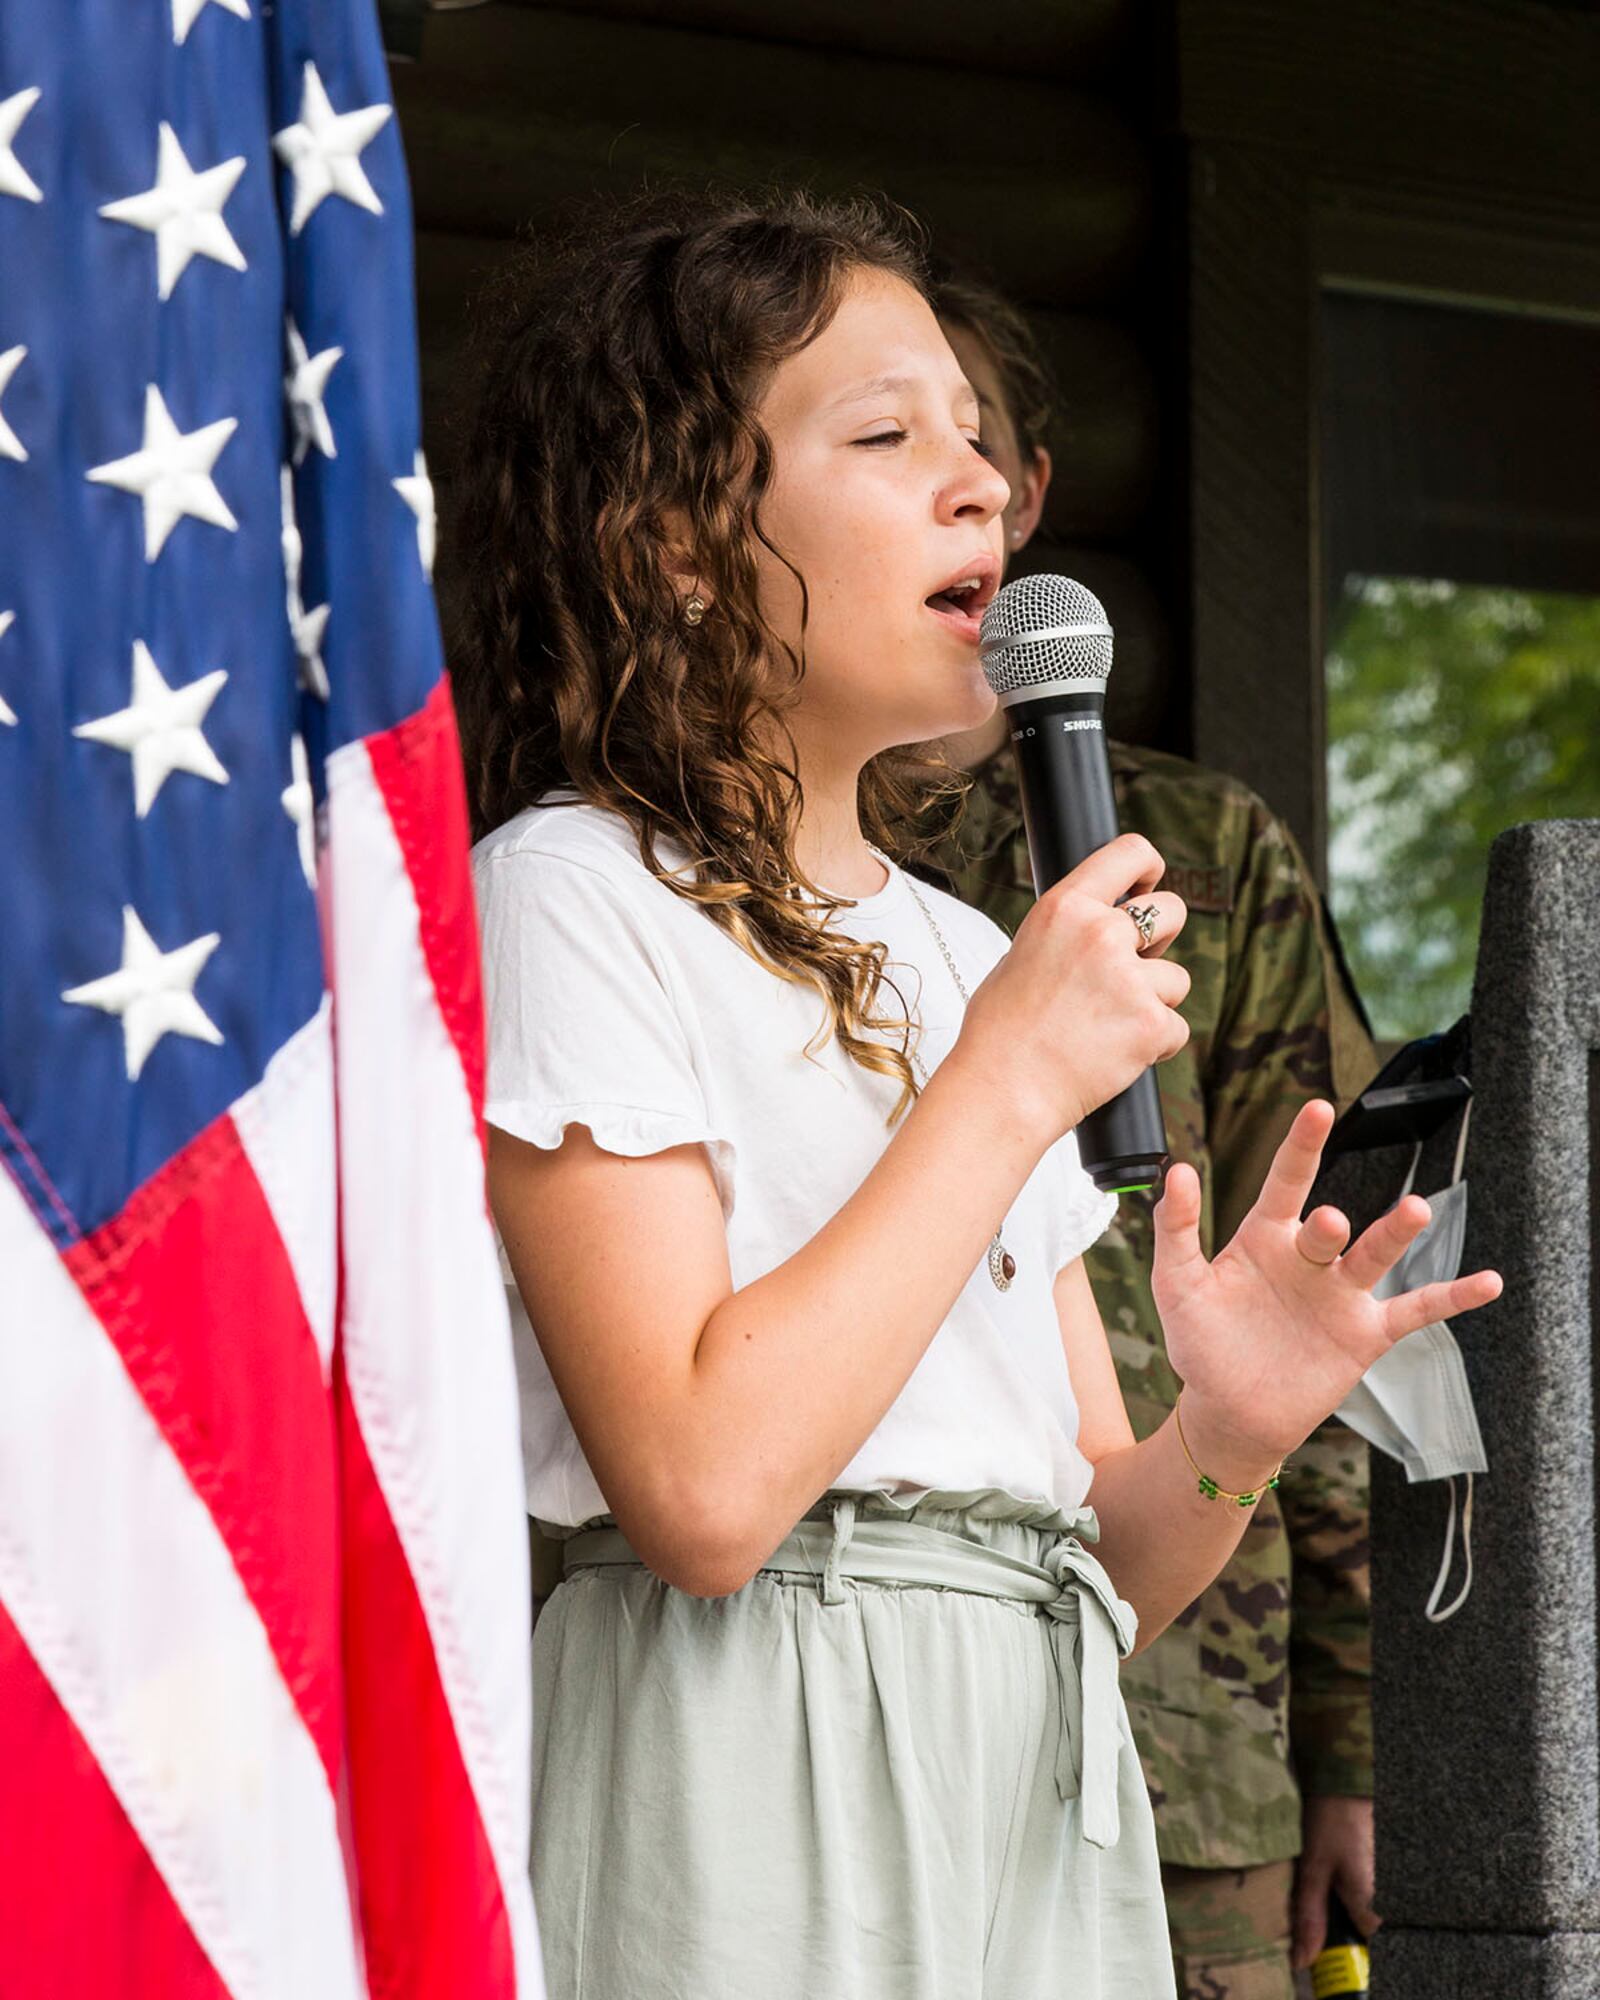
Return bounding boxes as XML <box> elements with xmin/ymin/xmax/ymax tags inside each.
<box><xmin>979</xmin><ymin>574</ymin><xmax>1113</xmax><ymax>698</ymax></box>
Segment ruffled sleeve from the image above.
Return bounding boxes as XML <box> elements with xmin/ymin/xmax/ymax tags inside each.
<box><xmin>474</xmin><ymin>844</ymin><xmax>735</xmax><ymax>1212</ymax></box>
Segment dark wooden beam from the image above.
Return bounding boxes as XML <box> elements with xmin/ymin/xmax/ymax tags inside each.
<box><xmin>1180</xmin><ymin>0</ymin><xmax>1600</xmax><ymax>200</ymax></box>
<box><xmin>394</xmin><ymin>5</ymin><xmax>1152</xmax><ymax>308</ymax></box>
<box><xmin>484</xmin><ymin>0</ymin><xmax>1140</xmax><ymax>84</ymax></box>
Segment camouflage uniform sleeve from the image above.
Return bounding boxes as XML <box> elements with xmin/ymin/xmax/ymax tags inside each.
<box><xmin>1206</xmin><ymin>801</ymin><xmax>1378</xmax><ymax>1801</ymax></box>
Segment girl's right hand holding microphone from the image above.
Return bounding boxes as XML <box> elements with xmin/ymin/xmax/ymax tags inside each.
<box><xmin>950</xmin><ymin>832</ymin><xmax>1191</xmax><ymax>1148</ymax></box>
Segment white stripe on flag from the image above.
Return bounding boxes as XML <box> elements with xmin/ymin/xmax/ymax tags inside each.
<box><xmin>0</xmin><ymin>1166</ymin><xmax>366</xmax><ymax>2000</ymax></box>
<box><xmin>324</xmin><ymin>735</ymin><xmax>538</xmax><ymax>1985</ymax></box>
<box><xmin>234</xmin><ymin>1000</ymin><xmax>338</xmax><ymax>1377</ymax></box>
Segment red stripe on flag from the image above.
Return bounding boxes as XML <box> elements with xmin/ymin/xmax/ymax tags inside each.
<box><xmin>63</xmin><ymin>1115</ymin><xmax>342</xmax><ymax>1783</ymax></box>
<box><xmin>337</xmin><ymin>1364</ymin><xmax>515</xmax><ymax>2000</ymax></box>
<box><xmin>364</xmin><ymin>675</ymin><xmax>489</xmax><ymax>1132</ymax></box>
<box><xmin>0</xmin><ymin>1600</ymin><xmax>231</xmax><ymax>1999</ymax></box>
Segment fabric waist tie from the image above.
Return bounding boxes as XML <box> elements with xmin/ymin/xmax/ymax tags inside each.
<box><xmin>563</xmin><ymin>1500</ymin><xmax>1141</xmax><ymax>1850</ymax></box>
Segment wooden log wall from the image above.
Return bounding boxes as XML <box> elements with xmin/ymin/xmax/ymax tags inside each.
<box><xmin>392</xmin><ymin>0</ymin><xmax>1183</xmax><ymax>747</ymax></box>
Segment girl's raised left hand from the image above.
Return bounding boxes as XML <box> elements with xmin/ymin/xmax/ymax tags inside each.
<box><xmin>1150</xmin><ymin>1099</ymin><xmax>1502</xmax><ymax>1480</ymax></box>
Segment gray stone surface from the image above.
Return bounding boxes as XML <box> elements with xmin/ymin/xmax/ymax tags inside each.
<box><xmin>1336</xmin><ymin>822</ymin><xmax>1600</xmax><ymax>1976</ymax></box>
<box><xmin>1375</xmin><ymin>1926</ymin><xmax>1600</xmax><ymax>1997</ymax></box>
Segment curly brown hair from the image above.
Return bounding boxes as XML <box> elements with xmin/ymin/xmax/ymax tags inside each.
<box><xmin>452</xmin><ymin>188</ymin><xmax>970</xmax><ymax>1122</ymax></box>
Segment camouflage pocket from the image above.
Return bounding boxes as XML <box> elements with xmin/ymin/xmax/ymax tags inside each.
<box><xmin>1132</xmin><ymin>1694</ymin><xmax>1305</xmax><ymax>1869</ymax></box>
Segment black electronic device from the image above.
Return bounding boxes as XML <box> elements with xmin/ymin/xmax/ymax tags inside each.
<box><xmin>1324</xmin><ymin>1015</ymin><xmax>1472</xmax><ymax>1158</ymax></box>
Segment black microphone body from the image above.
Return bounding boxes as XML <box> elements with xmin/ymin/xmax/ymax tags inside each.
<box><xmin>1007</xmin><ymin>691</ymin><xmax>1119</xmax><ymax>888</ymax></box>
<box><xmin>980</xmin><ymin>579</ymin><xmax>1170</xmax><ymax>1196</ymax></box>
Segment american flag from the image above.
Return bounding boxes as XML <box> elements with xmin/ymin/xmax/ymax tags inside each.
<box><xmin>0</xmin><ymin>3</ymin><xmax>540</xmax><ymax>1993</ymax></box>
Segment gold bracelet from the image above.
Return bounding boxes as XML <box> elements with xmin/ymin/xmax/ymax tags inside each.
<box><xmin>1174</xmin><ymin>1397</ymin><xmax>1284</xmax><ymax>1508</ymax></box>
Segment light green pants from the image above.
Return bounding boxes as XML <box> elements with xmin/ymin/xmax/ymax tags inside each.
<box><xmin>529</xmin><ymin>1492</ymin><xmax>1177</xmax><ymax>1999</ymax></box>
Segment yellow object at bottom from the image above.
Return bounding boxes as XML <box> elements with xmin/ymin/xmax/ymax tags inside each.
<box><xmin>1311</xmin><ymin>1941</ymin><xmax>1371</xmax><ymax>1996</ymax></box>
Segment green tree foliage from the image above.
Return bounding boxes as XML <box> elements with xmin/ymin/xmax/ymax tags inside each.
<box><xmin>1326</xmin><ymin>577</ymin><xmax>1600</xmax><ymax>1041</ymax></box>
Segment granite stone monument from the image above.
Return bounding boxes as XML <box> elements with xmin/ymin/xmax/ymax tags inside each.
<box><xmin>1363</xmin><ymin>821</ymin><xmax>1600</xmax><ymax>1994</ymax></box>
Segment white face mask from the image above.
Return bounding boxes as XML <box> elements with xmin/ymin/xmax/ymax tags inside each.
<box><xmin>1334</xmin><ymin>1105</ymin><xmax>1486</xmax><ymax>1621</ymax></box>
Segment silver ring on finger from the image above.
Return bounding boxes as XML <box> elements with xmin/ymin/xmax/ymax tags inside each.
<box><xmin>1124</xmin><ymin>901</ymin><xmax>1159</xmax><ymax>953</ymax></box>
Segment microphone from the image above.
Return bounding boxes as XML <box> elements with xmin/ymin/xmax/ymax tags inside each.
<box><xmin>978</xmin><ymin>575</ymin><xmax>1170</xmax><ymax>1196</ymax></box>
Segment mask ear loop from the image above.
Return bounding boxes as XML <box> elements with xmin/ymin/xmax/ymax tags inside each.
<box><xmin>1424</xmin><ymin>1471</ymin><xmax>1475</xmax><ymax>1623</ymax></box>
<box><xmin>1420</xmin><ymin>1099</ymin><xmax>1479</xmax><ymax>1624</ymax></box>
<box><xmin>1399</xmin><ymin>1139</ymin><xmax>1424</xmax><ymax>1201</ymax></box>
<box><xmin>1449</xmin><ymin>1098</ymin><xmax>1473</xmax><ymax>1188</ymax></box>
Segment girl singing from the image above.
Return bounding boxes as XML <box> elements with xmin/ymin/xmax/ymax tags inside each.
<box><xmin>454</xmin><ymin>190</ymin><xmax>1497</xmax><ymax>2000</ymax></box>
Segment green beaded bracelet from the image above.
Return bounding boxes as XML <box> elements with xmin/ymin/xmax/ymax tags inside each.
<box><xmin>1176</xmin><ymin>1400</ymin><xmax>1284</xmax><ymax>1508</ymax></box>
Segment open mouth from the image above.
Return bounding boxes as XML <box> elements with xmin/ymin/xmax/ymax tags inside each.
<box><xmin>923</xmin><ymin>563</ymin><xmax>998</xmax><ymax>640</ymax></box>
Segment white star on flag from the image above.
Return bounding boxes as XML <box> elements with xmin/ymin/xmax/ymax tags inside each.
<box><xmin>0</xmin><ymin>86</ymin><xmax>42</xmax><ymax>204</ymax></box>
<box><xmin>272</xmin><ymin>63</ymin><xmax>391</xmax><ymax>236</ymax></box>
<box><xmin>100</xmin><ymin>123</ymin><xmax>247</xmax><ymax>302</ymax></box>
<box><xmin>87</xmin><ymin>384</ymin><xmax>239</xmax><ymax>562</ymax></box>
<box><xmin>282</xmin><ymin>733</ymin><xmax>317</xmax><ymax>888</ymax></box>
<box><xmin>280</xmin><ymin>465</ymin><xmax>331</xmax><ymax>699</ymax></box>
<box><xmin>171</xmin><ymin>0</ymin><xmax>251</xmax><ymax>45</ymax></box>
<box><xmin>0</xmin><ymin>346</ymin><xmax>29</xmax><ymax>461</ymax></box>
<box><xmin>286</xmin><ymin>321</ymin><xmax>342</xmax><ymax>464</ymax></box>
<box><xmin>292</xmin><ymin>598</ymin><xmax>331</xmax><ymax>701</ymax></box>
<box><xmin>393</xmin><ymin>450</ymin><xmax>436</xmax><ymax>577</ymax></box>
<box><xmin>62</xmin><ymin>905</ymin><xmax>224</xmax><ymax>1081</ymax></box>
<box><xmin>74</xmin><ymin>640</ymin><xmax>230</xmax><ymax>817</ymax></box>
<box><xmin>0</xmin><ymin>610</ymin><xmax>16</xmax><ymax>725</ymax></box>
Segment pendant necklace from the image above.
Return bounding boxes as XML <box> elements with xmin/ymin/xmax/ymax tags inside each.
<box><xmin>868</xmin><ymin>847</ymin><xmax>1017</xmax><ymax>1293</ymax></box>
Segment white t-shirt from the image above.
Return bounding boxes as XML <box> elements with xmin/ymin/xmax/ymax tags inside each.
<box><xmin>473</xmin><ymin>800</ymin><xmax>1118</xmax><ymax>1529</ymax></box>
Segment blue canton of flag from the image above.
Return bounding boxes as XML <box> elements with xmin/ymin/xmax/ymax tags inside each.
<box><xmin>0</xmin><ymin>4</ymin><xmax>438</xmax><ymax>1232</ymax></box>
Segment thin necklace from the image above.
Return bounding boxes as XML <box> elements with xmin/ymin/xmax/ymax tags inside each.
<box><xmin>867</xmin><ymin>845</ymin><xmax>1017</xmax><ymax>1293</ymax></box>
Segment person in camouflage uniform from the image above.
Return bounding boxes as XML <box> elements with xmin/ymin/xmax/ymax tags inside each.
<box><xmin>925</xmin><ymin>274</ymin><xmax>1379</xmax><ymax>1998</ymax></box>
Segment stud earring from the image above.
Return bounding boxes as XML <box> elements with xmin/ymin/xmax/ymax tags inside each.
<box><xmin>683</xmin><ymin>594</ymin><xmax>706</xmax><ymax>627</ymax></box>
<box><xmin>1010</xmin><ymin>529</ymin><xmax>1024</xmax><ymax>548</ymax></box>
